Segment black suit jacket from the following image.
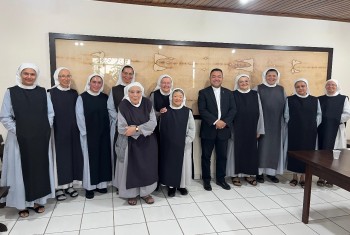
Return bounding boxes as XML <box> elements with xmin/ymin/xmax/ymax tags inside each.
<box><xmin>198</xmin><ymin>86</ymin><xmax>236</xmax><ymax>140</ymax></box>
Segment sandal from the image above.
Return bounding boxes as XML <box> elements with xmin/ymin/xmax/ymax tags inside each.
<box><xmin>128</xmin><ymin>197</ymin><xmax>137</xmax><ymax>206</ymax></box>
<box><xmin>232</xmin><ymin>177</ymin><xmax>242</xmax><ymax>186</ymax></box>
<box><xmin>28</xmin><ymin>205</ymin><xmax>45</xmax><ymax>213</ymax></box>
<box><xmin>317</xmin><ymin>179</ymin><xmax>325</xmax><ymax>187</ymax></box>
<box><xmin>299</xmin><ymin>181</ymin><xmax>305</xmax><ymax>188</ymax></box>
<box><xmin>141</xmin><ymin>195</ymin><xmax>154</xmax><ymax>204</ymax></box>
<box><xmin>244</xmin><ymin>177</ymin><xmax>257</xmax><ymax>186</ymax></box>
<box><xmin>65</xmin><ymin>187</ymin><xmax>78</xmax><ymax>197</ymax></box>
<box><xmin>325</xmin><ymin>181</ymin><xmax>333</xmax><ymax>188</ymax></box>
<box><xmin>56</xmin><ymin>189</ymin><xmax>67</xmax><ymax>201</ymax></box>
<box><xmin>18</xmin><ymin>209</ymin><xmax>29</xmax><ymax>218</ymax></box>
<box><xmin>289</xmin><ymin>179</ymin><xmax>298</xmax><ymax>187</ymax></box>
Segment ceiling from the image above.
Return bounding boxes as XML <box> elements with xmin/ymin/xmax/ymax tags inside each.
<box><xmin>97</xmin><ymin>0</ymin><xmax>350</xmax><ymax>22</ymax></box>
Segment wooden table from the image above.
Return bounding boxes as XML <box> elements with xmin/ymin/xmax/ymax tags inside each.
<box><xmin>288</xmin><ymin>149</ymin><xmax>350</xmax><ymax>224</ymax></box>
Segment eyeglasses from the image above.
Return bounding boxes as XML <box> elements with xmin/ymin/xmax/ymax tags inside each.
<box><xmin>58</xmin><ymin>75</ymin><xmax>72</xmax><ymax>79</ymax></box>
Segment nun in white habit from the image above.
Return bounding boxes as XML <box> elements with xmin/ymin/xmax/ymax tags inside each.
<box><xmin>0</xmin><ymin>63</ymin><xmax>55</xmax><ymax>217</ymax></box>
<box><xmin>76</xmin><ymin>74</ymin><xmax>112</xmax><ymax>199</ymax></box>
<box><xmin>115</xmin><ymin>82</ymin><xmax>158</xmax><ymax>205</ymax></box>
<box><xmin>107</xmin><ymin>65</ymin><xmax>135</xmax><ymax>188</ymax></box>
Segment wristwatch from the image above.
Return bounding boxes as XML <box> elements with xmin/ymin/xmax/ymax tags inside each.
<box><xmin>135</xmin><ymin>126</ymin><xmax>139</xmax><ymax>132</ymax></box>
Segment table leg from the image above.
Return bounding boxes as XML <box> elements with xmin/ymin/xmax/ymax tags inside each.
<box><xmin>302</xmin><ymin>165</ymin><xmax>312</xmax><ymax>223</ymax></box>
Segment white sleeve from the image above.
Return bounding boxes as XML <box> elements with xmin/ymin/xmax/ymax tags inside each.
<box><xmin>257</xmin><ymin>94</ymin><xmax>265</xmax><ymax>135</ymax></box>
<box><xmin>47</xmin><ymin>94</ymin><xmax>55</xmax><ymax>127</ymax></box>
<box><xmin>107</xmin><ymin>90</ymin><xmax>117</xmax><ymax>125</ymax></box>
<box><xmin>316</xmin><ymin>100</ymin><xmax>322</xmax><ymax>127</ymax></box>
<box><xmin>75</xmin><ymin>96</ymin><xmax>87</xmax><ymax>136</ymax></box>
<box><xmin>341</xmin><ymin>97</ymin><xmax>350</xmax><ymax>123</ymax></box>
<box><xmin>0</xmin><ymin>89</ymin><xmax>16</xmax><ymax>134</ymax></box>
<box><xmin>185</xmin><ymin>111</ymin><xmax>196</xmax><ymax>143</ymax></box>
<box><xmin>284</xmin><ymin>99</ymin><xmax>290</xmax><ymax>124</ymax></box>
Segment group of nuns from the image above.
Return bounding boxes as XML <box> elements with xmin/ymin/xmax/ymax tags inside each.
<box><xmin>0</xmin><ymin>63</ymin><xmax>195</xmax><ymax>217</ymax></box>
<box><xmin>226</xmin><ymin>69</ymin><xmax>350</xmax><ymax>189</ymax></box>
<box><xmin>0</xmin><ymin>63</ymin><xmax>349</xmax><ymax>217</ymax></box>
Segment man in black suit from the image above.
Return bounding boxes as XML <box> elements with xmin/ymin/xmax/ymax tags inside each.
<box><xmin>198</xmin><ymin>68</ymin><xmax>236</xmax><ymax>191</ymax></box>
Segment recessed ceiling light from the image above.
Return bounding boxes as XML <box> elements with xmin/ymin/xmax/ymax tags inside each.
<box><xmin>240</xmin><ymin>0</ymin><xmax>251</xmax><ymax>5</ymax></box>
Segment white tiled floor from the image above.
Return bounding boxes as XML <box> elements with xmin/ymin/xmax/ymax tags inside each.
<box><xmin>1</xmin><ymin>174</ymin><xmax>350</xmax><ymax>234</ymax></box>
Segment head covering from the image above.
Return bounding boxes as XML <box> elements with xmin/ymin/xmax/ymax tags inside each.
<box><xmin>85</xmin><ymin>73</ymin><xmax>104</xmax><ymax>96</ymax></box>
<box><xmin>325</xmin><ymin>79</ymin><xmax>340</xmax><ymax>96</ymax></box>
<box><xmin>169</xmin><ymin>88</ymin><xmax>186</xmax><ymax>109</ymax></box>
<box><xmin>52</xmin><ymin>67</ymin><xmax>70</xmax><ymax>90</ymax></box>
<box><xmin>234</xmin><ymin>74</ymin><xmax>251</xmax><ymax>93</ymax></box>
<box><xmin>123</xmin><ymin>82</ymin><xmax>144</xmax><ymax>107</ymax></box>
<box><xmin>262</xmin><ymin>67</ymin><xmax>280</xmax><ymax>87</ymax></box>
<box><xmin>293</xmin><ymin>78</ymin><xmax>310</xmax><ymax>98</ymax></box>
<box><xmin>16</xmin><ymin>63</ymin><xmax>39</xmax><ymax>89</ymax></box>
<box><xmin>116</xmin><ymin>65</ymin><xmax>136</xmax><ymax>86</ymax></box>
<box><xmin>153</xmin><ymin>74</ymin><xmax>174</xmax><ymax>95</ymax></box>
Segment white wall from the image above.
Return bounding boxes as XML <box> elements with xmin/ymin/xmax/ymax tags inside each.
<box><xmin>1</xmin><ymin>0</ymin><xmax>350</xmax><ymax>140</ymax></box>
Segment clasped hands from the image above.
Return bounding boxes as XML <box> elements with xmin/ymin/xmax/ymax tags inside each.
<box><xmin>215</xmin><ymin>120</ymin><xmax>226</xmax><ymax>129</ymax></box>
<box><xmin>124</xmin><ymin>126</ymin><xmax>137</xmax><ymax>136</ymax></box>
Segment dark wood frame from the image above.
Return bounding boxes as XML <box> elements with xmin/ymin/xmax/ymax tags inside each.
<box><xmin>49</xmin><ymin>33</ymin><xmax>333</xmax><ymax>118</ymax></box>
<box><xmin>49</xmin><ymin>32</ymin><xmax>333</xmax><ymax>83</ymax></box>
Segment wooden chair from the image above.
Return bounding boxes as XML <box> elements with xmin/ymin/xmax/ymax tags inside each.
<box><xmin>0</xmin><ymin>186</ymin><xmax>9</xmax><ymax>232</ymax></box>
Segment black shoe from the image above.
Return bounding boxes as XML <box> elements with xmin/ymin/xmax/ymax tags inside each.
<box><xmin>266</xmin><ymin>175</ymin><xmax>279</xmax><ymax>183</ymax></box>
<box><xmin>177</xmin><ymin>188</ymin><xmax>188</xmax><ymax>195</ymax></box>
<box><xmin>0</xmin><ymin>223</ymin><xmax>7</xmax><ymax>232</ymax></box>
<box><xmin>95</xmin><ymin>188</ymin><xmax>107</xmax><ymax>194</ymax></box>
<box><xmin>216</xmin><ymin>181</ymin><xmax>231</xmax><ymax>190</ymax></box>
<box><xmin>85</xmin><ymin>190</ymin><xmax>94</xmax><ymax>199</ymax></box>
<box><xmin>256</xmin><ymin>174</ymin><xmax>264</xmax><ymax>183</ymax></box>
<box><xmin>203</xmin><ymin>181</ymin><xmax>212</xmax><ymax>191</ymax></box>
<box><xmin>168</xmin><ymin>187</ymin><xmax>176</xmax><ymax>197</ymax></box>
<box><xmin>155</xmin><ymin>183</ymin><xmax>160</xmax><ymax>191</ymax></box>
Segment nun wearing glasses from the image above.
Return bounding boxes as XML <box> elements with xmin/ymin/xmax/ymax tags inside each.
<box><xmin>49</xmin><ymin>67</ymin><xmax>83</xmax><ymax>201</ymax></box>
<box><xmin>115</xmin><ymin>82</ymin><xmax>158</xmax><ymax>205</ymax></box>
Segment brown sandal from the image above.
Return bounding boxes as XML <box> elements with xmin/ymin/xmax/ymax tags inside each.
<box><xmin>141</xmin><ymin>195</ymin><xmax>154</xmax><ymax>204</ymax></box>
<box><xmin>289</xmin><ymin>179</ymin><xmax>298</xmax><ymax>187</ymax></box>
<box><xmin>232</xmin><ymin>177</ymin><xmax>242</xmax><ymax>186</ymax></box>
<box><xmin>18</xmin><ymin>209</ymin><xmax>29</xmax><ymax>218</ymax></box>
<box><xmin>28</xmin><ymin>204</ymin><xmax>45</xmax><ymax>213</ymax></box>
<box><xmin>127</xmin><ymin>197</ymin><xmax>137</xmax><ymax>206</ymax></box>
<box><xmin>245</xmin><ymin>177</ymin><xmax>257</xmax><ymax>186</ymax></box>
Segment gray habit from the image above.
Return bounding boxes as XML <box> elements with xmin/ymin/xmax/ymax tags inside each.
<box><xmin>256</xmin><ymin>84</ymin><xmax>286</xmax><ymax>170</ymax></box>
